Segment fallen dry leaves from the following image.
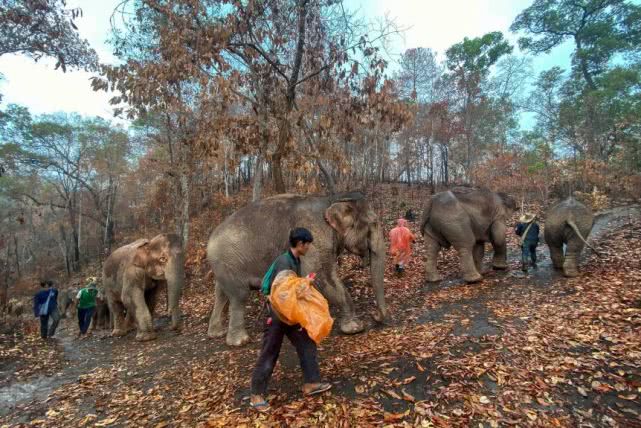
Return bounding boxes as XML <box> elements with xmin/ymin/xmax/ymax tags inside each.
<box><xmin>1</xmin><ymin>188</ymin><xmax>639</xmax><ymax>427</ymax></box>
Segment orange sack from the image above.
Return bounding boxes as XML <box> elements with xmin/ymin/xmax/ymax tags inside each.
<box><xmin>269</xmin><ymin>270</ymin><xmax>334</xmax><ymax>344</ymax></box>
<box><xmin>389</xmin><ymin>218</ymin><xmax>415</xmax><ymax>265</ymax></box>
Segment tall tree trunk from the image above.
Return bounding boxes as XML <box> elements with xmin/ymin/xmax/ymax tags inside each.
<box><xmin>252</xmin><ymin>155</ymin><xmax>264</xmax><ymax>202</ymax></box>
<box><xmin>13</xmin><ymin>235</ymin><xmax>20</xmax><ymax>278</ymax></box>
<box><xmin>58</xmin><ymin>224</ymin><xmax>70</xmax><ymax>276</ymax></box>
<box><xmin>179</xmin><ymin>172</ymin><xmax>190</xmax><ymax>248</ymax></box>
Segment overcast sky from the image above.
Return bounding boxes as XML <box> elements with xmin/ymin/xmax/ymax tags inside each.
<box><xmin>0</xmin><ymin>0</ymin><xmax>574</xmax><ymax>122</ymax></box>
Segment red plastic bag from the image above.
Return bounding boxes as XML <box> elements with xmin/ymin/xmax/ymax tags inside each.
<box><xmin>269</xmin><ymin>270</ymin><xmax>334</xmax><ymax>344</ymax></box>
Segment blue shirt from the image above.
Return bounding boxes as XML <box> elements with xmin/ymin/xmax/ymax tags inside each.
<box><xmin>515</xmin><ymin>222</ymin><xmax>540</xmax><ymax>243</ymax></box>
<box><xmin>33</xmin><ymin>288</ymin><xmax>58</xmax><ymax>317</ymax></box>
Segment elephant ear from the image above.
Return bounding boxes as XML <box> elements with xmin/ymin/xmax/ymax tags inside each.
<box><xmin>132</xmin><ymin>242</ymin><xmax>151</xmax><ymax>269</ymax></box>
<box><xmin>325</xmin><ymin>202</ymin><xmax>356</xmax><ymax>236</ymax></box>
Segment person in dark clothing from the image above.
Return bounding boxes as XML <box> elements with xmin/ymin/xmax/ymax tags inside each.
<box><xmin>33</xmin><ymin>280</ymin><xmax>58</xmax><ymax>340</ymax></box>
<box><xmin>515</xmin><ymin>213</ymin><xmax>540</xmax><ymax>272</ymax></box>
<box><xmin>250</xmin><ymin>227</ymin><xmax>332</xmax><ymax>412</ymax></box>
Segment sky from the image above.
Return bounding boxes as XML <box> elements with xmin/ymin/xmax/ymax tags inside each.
<box><xmin>0</xmin><ymin>0</ymin><xmax>575</xmax><ymax>124</ymax></box>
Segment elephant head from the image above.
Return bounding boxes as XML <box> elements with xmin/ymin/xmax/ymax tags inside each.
<box><xmin>132</xmin><ymin>233</ymin><xmax>184</xmax><ymax>329</ymax></box>
<box><xmin>324</xmin><ymin>194</ymin><xmax>387</xmax><ymax>322</ymax></box>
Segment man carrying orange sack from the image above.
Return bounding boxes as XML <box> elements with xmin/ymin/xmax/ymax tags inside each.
<box><xmin>249</xmin><ymin>227</ymin><xmax>332</xmax><ymax>413</ymax></box>
<box><xmin>389</xmin><ymin>218</ymin><xmax>415</xmax><ymax>274</ymax></box>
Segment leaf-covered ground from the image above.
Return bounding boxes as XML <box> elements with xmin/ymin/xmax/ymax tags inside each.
<box><xmin>1</xmin><ymin>190</ymin><xmax>640</xmax><ymax>427</ymax></box>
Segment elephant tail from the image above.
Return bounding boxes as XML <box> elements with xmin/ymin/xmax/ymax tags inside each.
<box><xmin>420</xmin><ymin>197</ymin><xmax>433</xmax><ymax>236</ymax></box>
<box><xmin>566</xmin><ymin>219</ymin><xmax>601</xmax><ymax>257</ymax></box>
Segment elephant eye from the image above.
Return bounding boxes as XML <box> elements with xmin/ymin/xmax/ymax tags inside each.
<box><xmin>159</xmin><ymin>256</ymin><xmax>168</xmax><ymax>264</ymax></box>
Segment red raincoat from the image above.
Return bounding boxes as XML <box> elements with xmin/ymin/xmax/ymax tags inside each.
<box><xmin>389</xmin><ymin>219</ymin><xmax>415</xmax><ymax>265</ymax></box>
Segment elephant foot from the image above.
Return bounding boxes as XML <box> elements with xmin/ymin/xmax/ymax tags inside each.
<box><xmin>136</xmin><ymin>331</ymin><xmax>157</xmax><ymax>342</ymax></box>
<box><xmin>464</xmin><ymin>272</ymin><xmax>483</xmax><ymax>283</ymax></box>
<box><xmin>371</xmin><ymin>307</ymin><xmax>388</xmax><ymax>323</ymax></box>
<box><xmin>226</xmin><ymin>330</ymin><xmax>249</xmax><ymax>347</ymax></box>
<box><xmin>111</xmin><ymin>329</ymin><xmax>128</xmax><ymax>337</ymax></box>
<box><xmin>208</xmin><ymin>325</ymin><xmax>227</xmax><ymax>338</ymax></box>
<box><xmin>491</xmin><ymin>262</ymin><xmax>508</xmax><ymax>270</ymax></box>
<box><xmin>425</xmin><ymin>272</ymin><xmax>443</xmax><ymax>283</ymax></box>
<box><xmin>563</xmin><ymin>270</ymin><xmax>579</xmax><ymax>278</ymax></box>
<box><xmin>340</xmin><ymin>318</ymin><xmax>364</xmax><ymax>335</ymax></box>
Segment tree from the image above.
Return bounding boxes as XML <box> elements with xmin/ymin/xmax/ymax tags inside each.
<box><xmin>511</xmin><ymin>0</ymin><xmax>641</xmax><ymax>90</ymax></box>
<box><xmin>0</xmin><ymin>0</ymin><xmax>98</xmax><ymax>71</ymax></box>
<box><xmin>445</xmin><ymin>32</ymin><xmax>513</xmax><ymax>178</ymax></box>
<box><xmin>96</xmin><ymin>0</ymin><xmax>403</xmax><ymax>198</ymax></box>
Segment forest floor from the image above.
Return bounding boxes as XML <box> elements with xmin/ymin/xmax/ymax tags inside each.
<box><xmin>1</xmin><ymin>188</ymin><xmax>640</xmax><ymax>427</ymax></box>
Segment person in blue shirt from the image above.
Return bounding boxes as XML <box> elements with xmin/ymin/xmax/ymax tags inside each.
<box><xmin>515</xmin><ymin>213</ymin><xmax>540</xmax><ymax>272</ymax></box>
<box><xmin>33</xmin><ymin>280</ymin><xmax>58</xmax><ymax>340</ymax></box>
<box><xmin>249</xmin><ymin>227</ymin><xmax>331</xmax><ymax>413</ymax></box>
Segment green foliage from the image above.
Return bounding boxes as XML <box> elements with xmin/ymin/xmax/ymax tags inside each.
<box><xmin>511</xmin><ymin>0</ymin><xmax>641</xmax><ymax>89</ymax></box>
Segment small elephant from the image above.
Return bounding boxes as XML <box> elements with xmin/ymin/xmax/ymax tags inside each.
<box><xmin>57</xmin><ymin>289</ymin><xmax>75</xmax><ymax>319</ymax></box>
<box><xmin>103</xmin><ymin>234</ymin><xmax>184</xmax><ymax>341</ymax></box>
<box><xmin>90</xmin><ymin>290</ymin><xmax>112</xmax><ymax>331</ymax></box>
<box><xmin>544</xmin><ymin>197</ymin><xmax>597</xmax><ymax>277</ymax></box>
<box><xmin>207</xmin><ymin>192</ymin><xmax>387</xmax><ymax>347</ymax></box>
<box><xmin>420</xmin><ymin>187</ymin><xmax>517</xmax><ymax>283</ymax></box>
<box><xmin>7</xmin><ymin>298</ymin><xmax>25</xmax><ymax>317</ymax></box>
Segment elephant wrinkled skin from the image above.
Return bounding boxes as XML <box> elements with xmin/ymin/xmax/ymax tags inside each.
<box><xmin>544</xmin><ymin>198</ymin><xmax>595</xmax><ymax>277</ymax></box>
<box><xmin>103</xmin><ymin>234</ymin><xmax>184</xmax><ymax>341</ymax></box>
<box><xmin>420</xmin><ymin>187</ymin><xmax>517</xmax><ymax>283</ymax></box>
<box><xmin>206</xmin><ymin>192</ymin><xmax>387</xmax><ymax>347</ymax></box>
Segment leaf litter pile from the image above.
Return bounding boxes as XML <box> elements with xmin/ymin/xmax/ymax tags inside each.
<box><xmin>1</xmin><ymin>197</ymin><xmax>640</xmax><ymax>427</ymax></box>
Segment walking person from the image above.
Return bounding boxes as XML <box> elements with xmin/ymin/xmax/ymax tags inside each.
<box><xmin>515</xmin><ymin>213</ymin><xmax>540</xmax><ymax>272</ymax></box>
<box><xmin>33</xmin><ymin>280</ymin><xmax>58</xmax><ymax>340</ymax></box>
<box><xmin>250</xmin><ymin>227</ymin><xmax>332</xmax><ymax>413</ymax></box>
<box><xmin>76</xmin><ymin>277</ymin><xmax>99</xmax><ymax>339</ymax></box>
<box><xmin>389</xmin><ymin>218</ymin><xmax>416</xmax><ymax>274</ymax></box>
<box><xmin>47</xmin><ymin>281</ymin><xmax>64</xmax><ymax>337</ymax></box>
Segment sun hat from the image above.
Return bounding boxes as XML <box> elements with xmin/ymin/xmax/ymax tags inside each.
<box><xmin>519</xmin><ymin>213</ymin><xmax>536</xmax><ymax>223</ymax></box>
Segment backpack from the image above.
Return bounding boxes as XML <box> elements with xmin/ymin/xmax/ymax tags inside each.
<box><xmin>261</xmin><ymin>252</ymin><xmax>295</xmax><ymax>296</ymax></box>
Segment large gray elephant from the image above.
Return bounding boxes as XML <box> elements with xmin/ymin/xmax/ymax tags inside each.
<box><xmin>103</xmin><ymin>234</ymin><xmax>184</xmax><ymax>341</ymax></box>
<box><xmin>544</xmin><ymin>197</ymin><xmax>597</xmax><ymax>277</ymax></box>
<box><xmin>420</xmin><ymin>187</ymin><xmax>517</xmax><ymax>283</ymax></box>
<box><xmin>207</xmin><ymin>192</ymin><xmax>387</xmax><ymax>346</ymax></box>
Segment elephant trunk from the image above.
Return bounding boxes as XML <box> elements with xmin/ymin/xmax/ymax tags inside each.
<box><xmin>166</xmin><ymin>249</ymin><xmax>184</xmax><ymax>330</ymax></box>
<box><xmin>369</xmin><ymin>223</ymin><xmax>387</xmax><ymax>322</ymax></box>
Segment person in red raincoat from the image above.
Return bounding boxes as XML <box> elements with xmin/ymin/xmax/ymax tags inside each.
<box><xmin>389</xmin><ymin>218</ymin><xmax>415</xmax><ymax>274</ymax></box>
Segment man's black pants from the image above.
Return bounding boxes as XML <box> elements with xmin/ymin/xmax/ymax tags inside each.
<box><xmin>250</xmin><ymin>306</ymin><xmax>321</xmax><ymax>396</ymax></box>
<box><xmin>39</xmin><ymin>314</ymin><xmax>49</xmax><ymax>339</ymax></box>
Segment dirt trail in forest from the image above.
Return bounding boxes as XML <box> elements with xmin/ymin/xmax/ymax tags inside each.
<box><xmin>1</xmin><ymin>204</ymin><xmax>639</xmax><ymax>425</ymax></box>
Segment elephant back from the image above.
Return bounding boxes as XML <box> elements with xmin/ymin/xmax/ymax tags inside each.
<box><xmin>544</xmin><ymin>198</ymin><xmax>594</xmax><ymax>245</ymax></box>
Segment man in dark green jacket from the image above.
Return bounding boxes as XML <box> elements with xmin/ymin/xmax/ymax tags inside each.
<box><xmin>250</xmin><ymin>227</ymin><xmax>331</xmax><ymax>412</ymax></box>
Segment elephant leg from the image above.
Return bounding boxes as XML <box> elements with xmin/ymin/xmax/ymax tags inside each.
<box><xmin>207</xmin><ymin>282</ymin><xmax>229</xmax><ymax>338</ymax></box>
<box><xmin>549</xmin><ymin>244</ymin><xmax>564</xmax><ymax>270</ymax></box>
<box><xmin>226</xmin><ymin>295</ymin><xmax>249</xmax><ymax>347</ymax></box>
<box><xmin>109</xmin><ymin>299</ymin><xmax>128</xmax><ymax>337</ymax></box>
<box><xmin>563</xmin><ymin>240</ymin><xmax>585</xmax><ymax>277</ymax></box>
<box><xmin>328</xmin><ymin>268</ymin><xmax>363</xmax><ymax>335</ymax></box>
<box><xmin>490</xmin><ymin>222</ymin><xmax>508</xmax><ymax>270</ymax></box>
<box><xmin>473</xmin><ymin>243</ymin><xmax>485</xmax><ymax>273</ymax></box>
<box><xmin>129</xmin><ymin>287</ymin><xmax>157</xmax><ymax>342</ymax></box>
<box><xmin>458</xmin><ymin>246</ymin><xmax>482</xmax><ymax>283</ymax></box>
<box><xmin>145</xmin><ymin>287</ymin><xmax>160</xmax><ymax>318</ymax></box>
<box><xmin>424</xmin><ymin>236</ymin><xmax>442</xmax><ymax>283</ymax></box>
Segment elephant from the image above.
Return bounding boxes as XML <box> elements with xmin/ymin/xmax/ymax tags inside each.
<box><xmin>103</xmin><ymin>233</ymin><xmax>184</xmax><ymax>341</ymax></box>
<box><xmin>544</xmin><ymin>197</ymin><xmax>597</xmax><ymax>277</ymax></box>
<box><xmin>206</xmin><ymin>191</ymin><xmax>387</xmax><ymax>347</ymax></box>
<box><xmin>90</xmin><ymin>290</ymin><xmax>112</xmax><ymax>331</ymax></box>
<box><xmin>420</xmin><ymin>187</ymin><xmax>518</xmax><ymax>283</ymax></box>
<box><xmin>6</xmin><ymin>298</ymin><xmax>25</xmax><ymax>317</ymax></box>
<box><xmin>57</xmin><ymin>289</ymin><xmax>75</xmax><ymax>319</ymax></box>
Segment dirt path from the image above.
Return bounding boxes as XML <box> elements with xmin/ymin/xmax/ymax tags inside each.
<box><xmin>1</xmin><ymin>205</ymin><xmax>639</xmax><ymax>426</ymax></box>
